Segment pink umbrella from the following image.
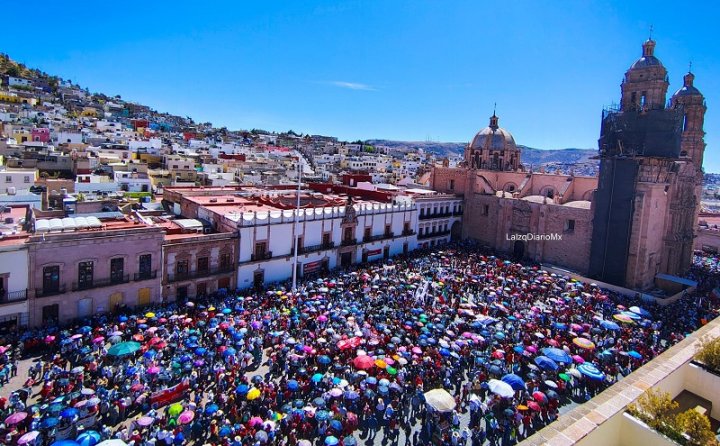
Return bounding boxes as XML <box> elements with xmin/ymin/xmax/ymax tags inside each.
<box><xmin>44</xmin><ymin>335</ymin><xmax>55</xmax><ymax>343</ymax></box>
<box><xmin>147</xmin><ymin>366</ymin><xmax>161</xmax><ymax>374</ymax></box>
<box><xmin>17</xmin><ymin>431</ymin><xmax>39</xmax><ymax>445</ymax></box>
<box><xmin>0</xmin><ymin>345</ymin><xmax>10</xmax><ymax>354</ymax></box>
<box><xmin>70</xmin><ymin>334</ymin><xmax>84</xmax><ymax>340</ymax></box>
<box><xmin>412</xmin><ymin>347</ymin><xmax>422</xmax><ymax>354</ymax></box>
<box><xmin>137</xmin><ymin>416</ymin><xmax>154</xmax><ymax>427</ymax></box>
<box><xmin>526</xmin><ymin>346</ymin><xmax>538</xmax><ymax>353</ymax></box>
<box><xmin>572</xmin><ymin>355</ymin><xmax>585</xmax><ymax>364</ymax></box>
<box><xmin>318</xmin><ymin>315</ymin><xmax>328</xmax><ymax>322</ymax></box>
<box><xmin>5</xmin><ymin>412</ymin><xmax>28</xmax><ymax>425</ymax></box>
<box><xmin>178</xmin><ymin>410</ymin><xmax>195</xmax><ymax>425</ymax></box>
<box><xmin>248</xmin><ymin>416</ymin><xmax>264</xmax><ymax>427</ymax></box>
<box><xmin>93</xmin><ymin>336</ymin><xmax>105</xmax><ymax>344</ymax></box>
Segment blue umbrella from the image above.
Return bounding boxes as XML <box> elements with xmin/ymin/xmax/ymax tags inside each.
<box><xmin>195</xmin><ymin>347</ymin><xmax>207</xmax><ymax>356</ymax></box>
<box><xmin>316</xmin><ymin>410</ymin><xmax>331</xmax><ymax>421</ymax></box>
<box><xmin>325</xmin><ymin>436</ymin><xmax>339</xmax><ymax>445</ymax></box>
<box><xmin>578</xmin><ymin>363</ymin><xmax>605</xmax><ymax>380</ymax></box>
<box><xmin>236</xmin><ymin>384</ymin><xmax>249</xmax><ymax>394</ymax></box>
<box><xmin>222</xmin><ymin>308</ymin><xmax>232</xmax><ymax>314</ymax></box>
<box><xmin>330</xmin><ymin>419</ymin><xmax>343</xmax><ymax>431</ymax></box>
<box><xmin>501</xmin><ymin>373</ymin><xmax>526</xmax><ymax>390</ymax></box>
<box><xmin>318</xmin><ymin>355</ymin><xmax>331</xmax><ymax>365</ymax></box>
<box><xmin>627</xmin><ymin>350</ymin><xmax>642</xmax><ymax>359</ymax></box>
<box><xmin>223</xmin><ymin>348</ymin><xmax>237</xmax><ymax>357</ymax></box>
<box><xmin>287</xmin><ymin>380</ymin><xmax>300</xmax><ymax>391</ymax></box>
<box><xmin>542</xmin><ymin>347</ymin><xmax>573</xmax><ymax>364</ymax></box>
<box><xmin>534</xmin><ymin>356</ymin><xmax>559</xmax><ymax>371</ymax></box>
<box><xmin>51</xmin><ymin>441</ymin><xmax>80</xmax><ymax>446</ymax></box>
<box><xmin>76</xmin><ymin>430</ymin><xmax>101</xmax><ymax>446</ymax></box>
<box><xmin>312</xmin><ymin>373</ymin><xmax>324</xmax><ymax>383</ymax></box>
<box><xmin>513</xmin><ymin>345</ymin><xmax>525</xmax><ymax>354</ymax></box>
<box><xmin>41</xmin><ymin>417</ymin><xmax>60</xmax><ymax>429</ymax></box>
<box><xmin>553</xmin><ymin>322</ymin><xmax>567</xmax><ymax>330</ymax></box>
<box><xmin>600</xmin><ymin>320</ymin><xmax>621</xmax><ymax>331</ymax></box>
<box><xmin>60</xmin><ymin>408</ymin><xmax>79</xmax><ymax>418</ymax></box>
<box><xmin>365</xmin><ymin>377</ymin><xmax>377</xmax><ymax>385</ymax></box>
<box><xmin>206</xmin><ymin>403</ymin><xmax>219</xmax><ymax>415</ymax></box>
<box><xmin>144</xmin><ymin>350</ymin><xmax>157</xmax><ymax>359</ymax></box>
<box><xmin>79</xmin><ymin>326</ymin><xmax>92</xmax><ymax>334</ymax></box>
<box><xmin>219</xmin><ymin>426</ymin><xmax>233</xmax><ymax>437</ymax></box>
<box><xmin>494</xmin><ymin>332</ymin><xmax>506</xmax><ymax>340</ymax></box>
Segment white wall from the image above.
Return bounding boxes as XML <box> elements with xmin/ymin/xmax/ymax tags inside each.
<box><xmin>0</xmin><ymin>246</ymin><xmax>29</xmax><ymax>295</ymax></box>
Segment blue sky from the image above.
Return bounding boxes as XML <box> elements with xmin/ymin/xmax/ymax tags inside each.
<box><xmin>4</xmin><ymin>1</ymin><xmax>719</xmax><ymax>170</ymax></box>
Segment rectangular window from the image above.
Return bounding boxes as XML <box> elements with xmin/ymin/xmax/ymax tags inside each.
<box><xmin>220</xmin><ymin>253</ymin><xmax>232</xmax><ymax>269</ymax></box>
<box><xmin>110</xmin><ymin>258</ymin><xmax>124</xmax><ymax>283</ymax></box>
<box><xmin>364</xmin><ymin>227</ymin><xmax>371</xmax><ymax>240</ymax></box>
<box><xmin>5</xmin><ymin>176</ymin><xmax>10</xmax><ymax>183</ymax></box>
<box><xmin>78</xmin><ymin>261</ymin><xmax>94</xmax><ymax>290</ymax></box>
<box><xmin>43</xmin><ymin>266</ymin><xmax>60</xmax><ymax>293</ymax></box>
<box><xmin>254</xmin><ymin>242</ymin><xmax>267</xmax><ymax>257</ymax></box>
<box><xmin>176</xmin><ymin>259</ymin><xmax>189</xmax><ymax>277</ymax></box>
<box><xmin>385</xmin><ymin>224</ymin><xmax>392</xmax><ymax>236</ymax></box>
<box><xmin>565</xmin><ymin>219</ymin><xmax>576</xmax><ymax>233</ymax></box>
<box><xmin>343</xmin><ymin>227</ymin><xmax>353</xmax><ymax>242</ymax></box>
<box><xmin>322</xmin><ymin>232</ymin><xmax>331</xmax><ymax>246</ymax></box>
<box><xmin>24</xmin><ymin>176</ymin><xmax>30</xmax><ymax>183</ymax></box>
<box><xmin>197</xmin><ymin>256</ymin><xmax>209</xmax><ymax>273</ymax></box>
<box><xmin>139</xmin><ymin>254</ymin><xmax>152</xmax><ymax>278</ymax></box>
<box><xmin>449</xmin><ymin>179</ymin><xmax>455</xmax><ymax>190</ymax></box>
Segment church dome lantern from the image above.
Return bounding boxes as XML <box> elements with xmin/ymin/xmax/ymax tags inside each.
<box><xmin>466</xmin><ymin>113</ymin><xmax>520</xmax><ymax>171</ymax></box>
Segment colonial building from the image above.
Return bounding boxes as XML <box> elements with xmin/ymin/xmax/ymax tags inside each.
<box><xmin>26</xmin><ymin>216</ymin><xmax>164</xmax><ymax>326</ymax></box>
<box><xmin>431</xmin><ymin>38</ymin><xmax>706</xmax><ymax>291</ymax></box>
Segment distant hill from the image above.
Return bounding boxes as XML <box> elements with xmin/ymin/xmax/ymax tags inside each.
<box><xmin>367</xmin><ymin>139</ymin><xmax>597</xmax><ymax>164</ymax></box>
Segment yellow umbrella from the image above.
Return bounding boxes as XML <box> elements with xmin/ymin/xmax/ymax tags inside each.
<box><xmin>145</xmin><ymin>312</ymin><xmax>155</xmax><ymax>318</ymax></box>
<box><xmin>375</xmin><ymin>359</ymin><xmax>387</xmax><ymax>369</ymax></box>
<box><xmin>247</xmin><ymin>388</ymin><xmax>261</xmax><ymax>400</ymax></box>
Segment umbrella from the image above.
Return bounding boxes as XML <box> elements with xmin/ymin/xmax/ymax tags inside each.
<box><xmin>353</xmin><ymin>355</ymin><xmax>375</xmax><ymax>370</ymax></box>
<box><xmin>544</xmin><ymin>380</ymin><xmax>558</xmax><ymax>389</ymax></box>
<box><xmin>40</xmin><ymin>417</ymin><xmax>60</xmax><ymax>429</ymax></box>
<box><xmin>541</xmin><ymin>347</ymin><xmax>572</xmax><ymax>364</ymax></box>
<box><xmin>178</xmin><ymin>410</ymin><xmax>195</xmax><ymax>424</ymax></box>
<box><xmin>18</xmin><ymin>431</ymin><xmax>40</xmax><ymax>445</ymax></box>
<box><xmin>136</xmin><ymin>416</ymin><xmax>154</xmax><ymax>426</ymax></box>
<box><xmin>247</xmin><ymin>388</ymin><xmax>261</xmax><ymax>400</ymax></box>
<box><xmin>205</xmin><ymin>404</ymin><xmax>219</xmax><ymax>415</ymax></box>
<box><xmin>76</xmin><ymin>431</ymin><xmax>101</xmax><ymax>446</ymax></box>
<box><xmin>60</xmin><ymin>408</ymin><xmax>79</xmax><ymax>418</ymax></box>
<box><xmin>107</xmin><ymin>341</ymin><xmax>141</xmax><ymax>357</ymax></box>
<box><xmin>488</xmin><ymin>379</ymin><xmax>515</xmax><ymax>398</ymax></box>
<box><xmin>534</xmin><ymin>356</ymin><xmax>559</xmax><ymax>371</ymax></box>
<box><xmin>629</xmin><ymin>306</ymin><xmax>651</xmax><ymax>317</ymax></box>
<box><xmin>423</xmin><ymin>388</ymin><xmax>456</xmax><ymax>412</ymax></box>
<box><xmin>501</xmin><ymin>374</ymin><xmax>526</xmax><ymax>390</ymax></box>
<box><xmin>628</xmin><ymin>350</ymin><xmax>642</xmax><ymax>359</ymax></box>
<box><xmin>5</xmin><ymin>411</ymin><xmax>28</xmax><ymax>425</ymax></box>
<box><xmin>572</xmin><ymin>338</ymin><xmax>596</xmax><ymax>350</ymax></box>
<box><xmin>52</xmin><ymin>442</ymin><xmax>80</xmax><ymax>446</ymax></box>
<box><xmin>600</xmin><ymin>320</ymin><xmax>621</xmax><ymax>330</ymax></box>
<box><xmin>532</xmin><ymin>391</ymin><xmax>547</xmax><ymax>403</ymax></box>
<box><xmin>325</xmin><ymin>436</ymin><xmax>339</xmax><ymax>446</ymax></box>
<box><xmin>287</xmin><ymin>380</ymin><xmax>300</xmax><ymax>391</ymax></box>
<box><xmin>168</xmin><ymin>403</ymin><xmax>183</xmax><ymax>417</ymax></box>
<box><xmin>97</xmin><ymin>441</ymin><xmax>128</xmax><ymax>446</ymax></box>
<box><xmin>613</xmin><ymin>314</ymin><xmax>635</xmax><ymax>324</ymax></box>
<box><xmin>578</xmin><ymin>363</ymin><xmax>606</xmax><ymax>380</ymax></box>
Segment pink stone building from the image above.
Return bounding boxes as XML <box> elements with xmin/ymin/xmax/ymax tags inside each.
<box><xmin>26</xmin><ymin>218</ymin><xmax>164</xmax><ymax>326</ymax></box>
<box><xmin>432</xmin><ymin>38</ymin><xmax>707</xmax><ymax>291</ymax></box>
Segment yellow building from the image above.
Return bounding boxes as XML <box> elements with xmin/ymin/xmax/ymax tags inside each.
<box><xmin>0</xmin><ymin>91</ymin><xmax>37</xmax><ymax>105</ymax></box>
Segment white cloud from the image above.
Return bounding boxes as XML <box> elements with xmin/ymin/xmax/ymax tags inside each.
<box><xmin>329</xmin><ymin>81</ymin><xmax>377</xmax><ymax>91</ymax></box>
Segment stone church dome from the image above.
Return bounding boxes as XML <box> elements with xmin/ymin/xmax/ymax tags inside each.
<box><xmin>469</xmin><ymin>114</ymin><xmax>517</xmax><ymax>152</ymax></box>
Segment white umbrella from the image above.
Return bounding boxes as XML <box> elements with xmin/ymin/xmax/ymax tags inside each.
<box><xmin>423</xmin><ymin>388</ymin><xmax>456</xmax><ymax>412</ymax></box>
<box><xmin>488</xmin><ymin>379</ymin><xmax>515</xmax><ymax>398</ymax></box>
<box><xmin>97</xmin><ymin>441</ymin><xmax>129</xmax><ymax>446</ymax></box>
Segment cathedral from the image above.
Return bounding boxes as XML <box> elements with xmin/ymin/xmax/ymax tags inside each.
<box><xmin>430</xmin><ymin>38</ymin><xmax>707</xmax><ymax>291</ymax></box>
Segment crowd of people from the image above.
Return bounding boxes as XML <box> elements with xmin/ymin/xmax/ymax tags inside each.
<box><xmin>1</xmin><ymin>245</ymin><xmax>719</xmax><ymax>446</ymax></box>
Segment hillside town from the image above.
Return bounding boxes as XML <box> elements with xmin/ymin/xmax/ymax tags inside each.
<box><xmin>1</xmin><ymin>29</ymin><xmax>720</xmax><ymax>446</ymax></box>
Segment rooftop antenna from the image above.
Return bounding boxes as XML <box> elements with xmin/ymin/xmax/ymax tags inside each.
<box><xmin>688</xmin><ymin>60</ymin><xmax>693</xmax><ymax>73</ymax></box>
<box><xmin>493</xmin><ymin>102</ymin><xmax>497</xmax><ymax>116</ymax></box>
<box><xmin>649</xmin><ymin>24</ymin><xmax>654</xmax><ymax>40</ymax></box>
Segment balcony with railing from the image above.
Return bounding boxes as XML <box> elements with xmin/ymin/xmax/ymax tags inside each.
<box><xmin>419</xmin><ymin>211</ymin><xmax>453</xmax><ymax>220</ymax></box>
<box><xmin>402</xmin><ymin>229</ymin><xmax>417</xmax><ymax>236</ymax></box>
<box><xmin>453</xmin><ymin>209</ymin><xmax>464</xmax><ymax>216</ymax></box>
<box><xmin>72</xmin><ymin>274</ymin><xmax>130</xmax><ymax>291</ymax></box>
<box><xmin>363</xmin><ymin>232</ymin><xmax>394</xmax><ymax>243</ymax></box>
<box><xmin>293</xmin><ymin>242</ymin><xmax>335</xmax><ymax>255</ymax></box>
<box><xmin>250</xmin><ymin>252</ymin><xmax>273</xmax><ymax>262</ymax></box>
<box><xmin>134</xmin><ymin>270</ymin><xmax>158</xmax><ymax>282</ymax></box>
<box><xmin>341</xmin><ymin>238</ymin><xmax>357</xmax><ymax>247</ymax></box>
<box><xmin>0</xmin><ymin>289</ymin><xmax>28</xmax><ymax>306</ymax></box>
<box><xmin>36</xmin><ymin>285</ymin><xmax>67</xmax><ymax>298</ymax></box>
<box><xmin>418</xmin><ymin>230</ymin><xmax>451</xmax><ymax>240</ymax></box>
<box><xmin>167</xmin><ymin>265</ymin><xmax>235</xmax><ymax>283</ymax></box>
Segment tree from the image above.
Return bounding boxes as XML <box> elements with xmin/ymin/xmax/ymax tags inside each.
<box><xmin>676</xmin><ymin>409</ymin><xmax>717</xmax><ymax>446</ymax></box>
<box><xmin>628</xmin><ymin>388</ymin><xmax>678</xmax><ymax>430</ymax></box>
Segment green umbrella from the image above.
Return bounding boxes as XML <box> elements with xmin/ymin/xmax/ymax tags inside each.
<box><xmin>387</xmin><ymin>367</ymin><xmax>397</xmax><ymax>375</ymax></box>
<box><xmin>107</xmin><ymin>341</ymin><xmax>142</xmax><ymax>357</ymax></box>
<box><xmin>558</xmin><ymin>373</ymin><xmax>570</xmax><ymax>382</ymax></box>
<box><xmin>168</xmin><ymin>403</ymin><xmax>183</xmax><ymax>417</ymax></box>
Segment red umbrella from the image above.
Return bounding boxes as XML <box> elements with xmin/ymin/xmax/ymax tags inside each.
<box><xmin>527</xmin><ymin>401</ymin><xmax>541</xmax><ymax>411</ymax></box>
<box><xmin>353</xmin><ymin>356</ymin><xmax>375</xmax><ymax>370</ymax></box>
<box><xmin>532</xmin><ymin>391</ymin><xmax>547</xmax><ymax>403</ymax></box>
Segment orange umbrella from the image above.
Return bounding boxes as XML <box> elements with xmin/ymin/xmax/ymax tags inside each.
<box><xmin>572</xmin><ymin>338</ymin><xmax>595</xmax><ymax>350</ymax></box>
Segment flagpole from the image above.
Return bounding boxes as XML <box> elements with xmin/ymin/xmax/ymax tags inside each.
<box><xmin>291</xmin><ymin>159</ymin><xmax>301</xmax><ymax>292</ymax></box>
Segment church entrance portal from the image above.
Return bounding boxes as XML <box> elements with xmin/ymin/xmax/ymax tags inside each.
<box><xmin>450</xmin><ymin>221</ymin><xmax>462</xmax><ymax>242</ymax></box>
<box><xmin>513</xmin><ymin>240</ymin><xmax>525</xmax><ymax>259</ymax></box>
